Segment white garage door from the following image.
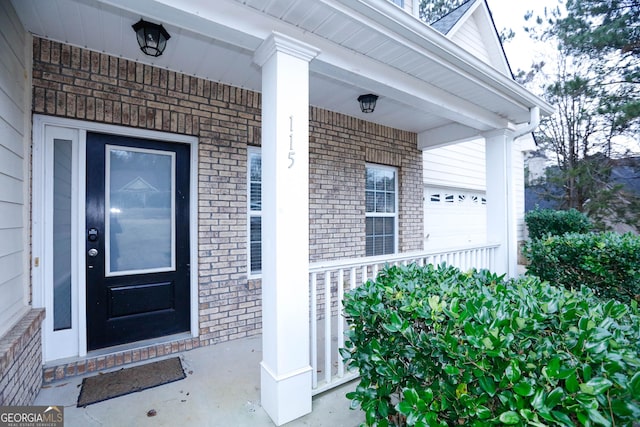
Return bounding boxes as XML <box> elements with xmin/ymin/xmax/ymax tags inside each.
<box><xmin>424</xmin><ymin>187</ymin><xmax>487</xmax><ymax>249</ymax></box>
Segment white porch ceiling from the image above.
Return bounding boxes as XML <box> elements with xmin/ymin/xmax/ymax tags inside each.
<box><xmin>11</xmin><ymin>0</ymin><xmax>552</xmax><ymax>144</ymax></box>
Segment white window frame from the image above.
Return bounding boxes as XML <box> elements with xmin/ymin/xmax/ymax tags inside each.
<box><xmin>247</xmin><ymin>147</ymin><xmax>262</xmax><ymax>278</ymax></box>
<box><xmin>104</xmin><ymin>145</ymin><xmax>177</xmax><ymax>277</ymax></box>
<box><xmin>365</xmin><ymin>163</ymin><xmax>398</xmax><ymax>256</ymax></box>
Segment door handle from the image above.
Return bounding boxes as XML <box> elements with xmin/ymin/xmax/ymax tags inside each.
<box><xmin>88</xmin><ymin>248</ymin><xmax>99</xmax><ymax>257</ymax></box>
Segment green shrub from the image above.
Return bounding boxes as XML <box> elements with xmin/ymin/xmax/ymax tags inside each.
<box><xmin>524</xmin><ymin>232</ymin><xmax>640</xmax><ymax>304</ymax></box>
<box><xmin>341</xmin><ymin>264</ymin><xmax>640</xmax><ymax>427</ymax></box>
<box><xmin>525</xmin><ymin>208</ymin><xmax>592</xmax><ymax>240</ymax></box>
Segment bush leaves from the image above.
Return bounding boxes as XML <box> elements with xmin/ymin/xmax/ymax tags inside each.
<box><xmin>342</xmin><ymin>264</ymin><xmax>640</xmax><ymax>426</ymax></box>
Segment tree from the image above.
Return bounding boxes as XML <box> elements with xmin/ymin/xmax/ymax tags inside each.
<box><xmin>545</xmin><ymin>0</ymin><xmax>640</xmax><ymax>138</ymax></box>
<box><xmin>522</xmin><ymin>1</ymin><xmax>640</xmax><ymax>230</ymax></box>
<box><xmin>557</xmin><ymin>0</ymin><xmax>640</xmax><ymax>59</ymax></box>
<box><xmin>528</xmin><ymin>57</ymin><xmax>640</xmax><ymax>229</ymax></box>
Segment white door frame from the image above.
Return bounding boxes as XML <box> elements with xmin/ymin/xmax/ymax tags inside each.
<box><xmin>32</xmin><ymin>115</ymin><xmax>199</xmax><ymax>363</ymax></box>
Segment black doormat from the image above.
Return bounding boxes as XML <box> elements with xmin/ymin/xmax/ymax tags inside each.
<box><xmin>77</xmin><ymin>357</ymin><xmax>186</xmax><ymax>407</ymax></box>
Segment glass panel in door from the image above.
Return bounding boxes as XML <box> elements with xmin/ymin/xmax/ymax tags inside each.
<box><xmin>106</xmin><ymin>146</ymin><xmax>175</xmax><ymax>276</ymax></box>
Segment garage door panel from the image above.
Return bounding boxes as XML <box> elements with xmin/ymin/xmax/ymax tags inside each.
<box><xmin>424</xmin><ymin>187</ymin><xmax>486</xmax><ymax>248</ymax></box>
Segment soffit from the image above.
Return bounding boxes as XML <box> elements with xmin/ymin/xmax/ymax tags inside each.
<box><xmin>11</xmin><ymin>0</ymin><xmax>551</xmax><ymax>138</ymax></box>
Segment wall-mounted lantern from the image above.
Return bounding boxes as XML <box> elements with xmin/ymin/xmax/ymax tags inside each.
<box><xmin>357</xmin><ymin>94</ymin><xmax>379</xmax><ymax>113</ymax></box>
<box><xmin>132</xmin><ymin>19</ymin><xmax>171</xmax><ymax>57</ymax></box>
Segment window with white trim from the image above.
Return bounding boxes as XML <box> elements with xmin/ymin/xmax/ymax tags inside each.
<box><xmin>248</xmin><ymin>148</ymin><xmax>261</xmax><ymax>275</ymax></box>
<box><xmin>365</xmin><ymin>164</ymin><xmax>397</xmax><ymax>256</ymax></box>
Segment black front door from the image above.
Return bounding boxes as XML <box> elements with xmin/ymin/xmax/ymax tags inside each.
<box><xmin>86</xmin><ymin>132</ymin><xmax>190</xmax><ymax>351</ymax></box>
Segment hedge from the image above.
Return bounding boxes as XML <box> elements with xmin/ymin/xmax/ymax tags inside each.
<box><xmin>524</xmin><ymin>232</ymin><xmax>640</xmax><ymax>304</ymax></box>
<box><xmin>341</xmin><ymin>264</ymin><xmax>640</xmax><ymax>427</ymax></box>
<box><xmin>525</xmin><ymin>208</ymin><xmax>592</xmax><ymax>240</ymax></box>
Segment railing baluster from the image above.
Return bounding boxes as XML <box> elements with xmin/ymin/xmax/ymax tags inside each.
<box><xmin>324</xmin><ymin>270</ymin><xmax>331</xmax><ymax>385</ymax></box>
<box><xmin>309</xmin><ymin>243</ymin><xmax>500</xmax><ymax>395</ymax></box>
<box><xmin>337</xmin><ymin>269</ymin><xmax>345</xmax><ymax>378</ymax></box>
<box><xmin>310</xmin><ymin>272</ymin><xmax>318</xmax><ymax>389</ymax></box>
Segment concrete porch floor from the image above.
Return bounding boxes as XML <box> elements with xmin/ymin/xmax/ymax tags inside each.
<box><xmin>35</xmin><ymin>335</ymin><xmax>364</xmax><ymax>426</ymax></box>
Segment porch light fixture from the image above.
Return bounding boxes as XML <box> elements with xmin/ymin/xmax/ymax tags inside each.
<box><xmin>132</xmin><ymin>19</ymin><xmax>171</xmax><ymax>57</ymax></box>
<box><xmin>357</xmin><ymin>94</ymin><xmax>378</xmax><ymax>113</ymax></box>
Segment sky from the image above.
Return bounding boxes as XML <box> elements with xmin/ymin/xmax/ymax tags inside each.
<box><xmin>485</xmin><ymin>0</ymin><xmax>561</xmax><ymax>73</ymax></box>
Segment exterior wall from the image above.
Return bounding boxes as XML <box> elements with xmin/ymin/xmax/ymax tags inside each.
<box><xmin>450</xmin><ymin>15</ymin><xmax>491</xmax><ymax>64</ymax></box>
<box><xmin>0</xmin><ymin>1</ymin><xmax>44</xmax><ymax>406</ymax></box>
<box><xmin>0</xmin><ymin>0</ymin><xmax>31</xmax><ymax>339</ymax></box>
<box><xmin>31</xmin><ymin>37</ymin><xmax>423</xmax><ymax>379</ymax></box>
<box><xmin>310</xmin><ymin>111</ymin><xmax>422</xmax><ymax>260</ymax></box>
<box><xmin>423</xmin><ymin>138</ymin><xmax>527</xmax><ymax>243</ymax></box>
<box><xmin>0</xmin><ymin>310</ymin><xmax>45</xmax><ymax>405</ymax></box>
<box><xmin>423</xmin><ymin>139</ymin><xmax>486</xmax><ymax>191</ymax></box>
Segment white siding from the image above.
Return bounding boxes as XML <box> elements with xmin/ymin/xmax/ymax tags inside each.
<box><xmin>423</xmin><ymin>139</ymin><xmax>486</xmax><ymax>191</ymax></box>
<box><xmin>450</xmin><ymin>15</ymin><xmax>491</xmax><ymax>64</ymax></box>
<box><xmin>0</xmin><ymin>0</ymin><xmax>31</xmax><ymax>338</ymax></box>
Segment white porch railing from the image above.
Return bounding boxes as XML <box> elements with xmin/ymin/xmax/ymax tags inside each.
<box><xmin>308</xmin><ymin>243</ymin><xmax>499</xmax><ymax>395</ymax></box>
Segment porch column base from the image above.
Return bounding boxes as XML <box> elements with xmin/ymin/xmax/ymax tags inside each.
<box><xmin>260</xmin><ymin>362</ymin><xmax>312</xmax><ymax>426</ymax></box>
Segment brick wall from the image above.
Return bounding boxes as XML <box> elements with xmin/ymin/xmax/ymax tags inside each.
<box><xmin>309</xmin><ymin>109</ymin><xmax>423</xmax><ymax>260</ymax></box>
<box><xmin>32</xmin><ymin>37</ymin><xmax>423</xmax><ymax>379</ymax></box>
<box><xmin>0</xmin><ymin>310</ymin><xmax>45</xmax><ymax>405</ymax></box>
<box><xmin>32</xmin><ymin>37</ymin><xmax>263</xmax><ymax>347</ymax></box>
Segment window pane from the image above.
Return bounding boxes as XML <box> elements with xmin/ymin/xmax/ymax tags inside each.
<box><xmin>53</xmin><ymin>139</ymin><xmax>72</xmax><ymax>331</ymax></box>
<box><xmin>366</xmin><ymin>236</ymin><xmax>374</xmax><ymax>256</ymax></box>
<box><xmin>365</xmin><ymin>217</ymin><xmax>395</xmax><ymax>256</ymax></box>
<box><xmin>384</xmin><ymin>217</ymin><xmax>394</xmax><ymax>234</ymax></box>
<box><xmin>366</xmin><ymin>168</ymin><xmax>375</xmax><ymax>190</ymax></box>
<box><xmin>386</xmin><ymin>193</ymin><xmax>395</xmax><ymax>213</ymax></box>
<box><xmin>376</xmin><ymin>193</ymin><xmax>386</xmax><ymax>213</ymax></box>
<box><xmin>366</xmin><ymin>191</ymin><xmax>375</xmax><ymax>212</ymax></box>
<box><xmin>250</xmin><ymin>182</ymin><xmax>261</xmax><ymax>211</ymax></box>
<box><xmin>108</xmin><ymin>148</ymin><xmax>174</xmax><ymax>274</ymax></box>
<box><xmin>374</xmin><ymin>217</ymin><xmax>383</xmax><ymax>234</ymax></box>
<box><xmin>384</xmin><ymin>171</ymin><xmax>395</xmax><ymax>191</ymax></box>
<box><xmin>365</xmin><ymin>166</ymin><xmax>397</xmax><ymax>257</ymax></box>
<box><xmin>250</xmin><ymin>153</ymin><xmax>261</xmax><ymax>212</ymax></box>
<box><xmin>250</xmin><ymin>154</ymin><xmax>261</xmax><ymax>181</ymax></box>
<box><xmin>248</xmin><ymin>151</ymin><xmax>262</xmax><ymax>275</ymax></box>
<box><xmin>374</xmin><ymin>238</ymin><xmax>383</xmax><ymax>255</ymax></box>
<box><xmin>250</xmin><ymin>216</ymin><xmax>262</xmax><ymax>273</ymax></box>
<box><xmin>384</xmin><ymin>234</ymin><xmax>394</xmax><ymax>254</ymax></box>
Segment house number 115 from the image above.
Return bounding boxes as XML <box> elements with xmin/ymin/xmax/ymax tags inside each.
<box><xmin>288</xmin><ymin>115</ymin><xmax>295</xmax><ymax>168</ymax></box>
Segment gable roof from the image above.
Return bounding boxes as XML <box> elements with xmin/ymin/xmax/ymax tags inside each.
<box><xmin>430</xmin><ymin>0</ymin><xmax>478</xmax><ymax>35</ymax></box>
<box><xmin>118</xmin><ymin>177</ymin><xmax>160</xmax><ymax>193</ymax></box>
<box><xmin>431</xmin><ymin>0</ymin><xmax>512</xmax><ymax>77</ymax></box>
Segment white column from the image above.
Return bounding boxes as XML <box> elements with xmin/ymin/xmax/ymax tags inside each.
<box><xmin>484</xmin><ymin>129</ymin><xmax>518</xmax><ymax>277</ymax></box>
<box><xmin>253</xmin><ymin>32</ymin><xmax>319</xmax><ymax>426</ymax></box>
